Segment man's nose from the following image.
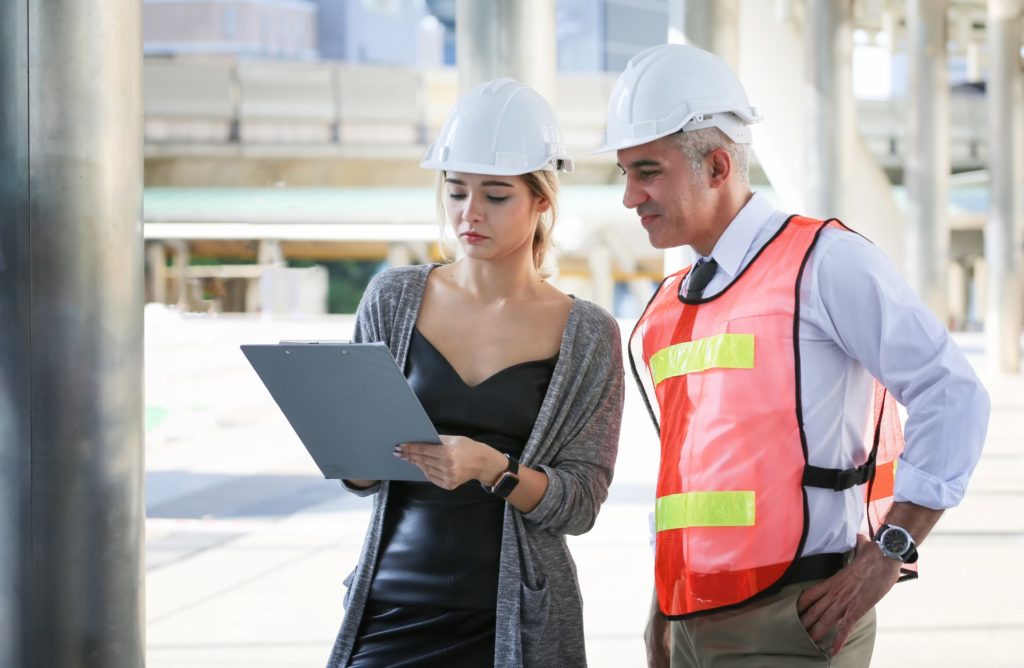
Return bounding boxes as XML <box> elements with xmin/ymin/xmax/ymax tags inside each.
<box><xmin>622</xmin><ymin>179</ymin><xmax>647</xmax><ymax>209</ymax></box>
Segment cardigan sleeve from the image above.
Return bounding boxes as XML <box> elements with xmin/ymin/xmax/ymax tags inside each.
<box><xmin>522</xmin><ymin>309</ymin><xmax>624</xmax><ymax>535</ymax></box>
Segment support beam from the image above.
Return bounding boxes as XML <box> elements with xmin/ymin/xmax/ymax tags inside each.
<box><xmin>985</xmin><ymin>0</ymin><xmax>1023</xmax><ymax>373</ymax></box>
<box><xmin>804</xmin><ymin>0</ymin><xmax>853</xmax><ymax>218</ymax></box>
<box><xmin>455</xmin><ymin>0</ymin><xmax>556</xmax><ymax>98</ymax></box>
<box><xmin>906</xmin><ymin>0</ymin><xmax>950</xmax><ymax>320</ymax></box>
<box><xmin>664</xmin><ymin>0</ymin><xmax>739</xmax><ymax>275</ymax></box>
<box><xmin>0</xmin><ymin>1</ymin><xmax>145</xmax><ymax>666</ymax></box>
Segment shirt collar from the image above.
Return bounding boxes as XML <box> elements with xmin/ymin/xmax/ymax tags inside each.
<box><xmin>703</xmin><ymin>192</ymin><xmax>775</xmax><ymax>280</ymax></box>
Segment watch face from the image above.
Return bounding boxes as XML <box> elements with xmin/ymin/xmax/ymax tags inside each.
<box><xmin>881</xmin><ymin>527</ymin><xmax>911</xmax><ymax>555</ymax></box>
<box><xmin>492</xmin><ymin>472</ymin><xmax>520</xmax><ymax>498</ymax></box>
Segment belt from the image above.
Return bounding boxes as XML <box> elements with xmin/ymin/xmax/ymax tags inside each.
<box><xmin>776</xmin><ymin>552</ymin><xmax>848</xmax><ymax>588</ymax></box>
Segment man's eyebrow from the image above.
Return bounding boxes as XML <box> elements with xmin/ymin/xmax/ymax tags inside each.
<box><xmin>621</xmin><ymin>159</ymin><xmax>662</xmax><ymax>170</ymax></box>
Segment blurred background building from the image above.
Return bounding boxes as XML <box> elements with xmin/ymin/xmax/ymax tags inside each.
<box><xmin>140</xmin><ymin>0</ymin><xmax>1018</xmax><ymax>350</ymax></box>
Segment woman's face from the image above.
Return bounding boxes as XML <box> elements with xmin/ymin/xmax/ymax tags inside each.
<box><xmin>443</xmin><ymin>172</ymin><xmax>548</xmax><ymax>264</ymax></box>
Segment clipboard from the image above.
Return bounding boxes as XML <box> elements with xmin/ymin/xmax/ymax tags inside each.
<box><xmin>241</xmin><ymin>341</ymin><xmax>440</xmax><ymax>481</ymax></box>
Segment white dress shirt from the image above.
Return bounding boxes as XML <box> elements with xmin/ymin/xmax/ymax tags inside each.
<box><xmin>681</xmin><ymin>193</ymin><xmax>990</xmax><ymax>555</ymax></box>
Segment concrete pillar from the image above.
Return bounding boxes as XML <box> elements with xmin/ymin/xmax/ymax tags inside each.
<box><xmin>973</xmin><ymin>254</ymin><xmax>989</xmax><ymax>325</ymax></box>
<box><xmin>587</xmin><ymin>245</ymin><xmax>616</xmax><ymax>312</ymax></box>
<box><xmin>387</xmin><ymin>242</ymin><xmax>414</xmax><ymax>268</ymax></box>
<box><xmin>455</xmin><ymin>0</ymin><xmax>556</xmax><ymax>98</ymax></box>
<box><xmin>664</xmin><ymin>0</ymin><xmax>739</xmax><ymax>275</ymax></box>
<box><xmin>906</xmin><ymin>0</ymin><xmax>950</xmax><ymax>321</ymax></box>
<box><xmin>985</xmin><ymin>0</ymin><xmax>1023</xmax><ymax>372</ymax></box>
<box><xmin>0</xmin><ymin>1</ymin><xmax>144</xmax><ymax>666</ymax></box>
<box><xmin>147</xmin><ymin>241</ymin><xmax>168</xmax><ymax>304</ymax></box>
<box><xmin>171</xmin><ymin>240</ymin><xmax>191</xmax><ymax>307</ymax></box>
<box><xmin>949</xmin><ymin>259</ymin><xmax>968</xmax><ymax>330</ymax></box>
<box><xmin>804</xmin><ymin>0</ymin><xmax>854</xmax><ymax>219</ymax></box>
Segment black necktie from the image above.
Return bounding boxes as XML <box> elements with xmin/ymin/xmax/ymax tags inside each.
<box><xmin>685</xmin><ymin>258</ymin><xmax>718</xmax><ymax>299</ymax></box>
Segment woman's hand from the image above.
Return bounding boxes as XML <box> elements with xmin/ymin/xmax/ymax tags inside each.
<box><xmin>397</xmin><ymin>435</ymin><xmax>508</xmax><ymax>490</ymax></box>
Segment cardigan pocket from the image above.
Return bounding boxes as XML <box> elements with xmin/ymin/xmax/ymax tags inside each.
<box><xmin>520</xmin><ymin>576</ymin><xmax>553</xmax><ymax>664</ymax></box>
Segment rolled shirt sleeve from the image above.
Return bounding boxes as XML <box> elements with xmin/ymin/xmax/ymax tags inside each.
<box><xmin>811</xmin><ymin>232</ymin><xmax>990</xmax><ymax>510</ymax></box>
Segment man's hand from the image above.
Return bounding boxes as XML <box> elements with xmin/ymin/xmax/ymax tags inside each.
<box><xmin>797</xmin><ymin>535</ymin><xmax>901</xmax><ymax>656</ymax></box>
<box><xmin>397</xmin><ymin>435</ymin><xmax>505</xmax><ymax>490</ymax></box>
<box><xmin>644</xmin><ymin>589</ymin><xmax>670</xmax><ymax>668</ymax></box>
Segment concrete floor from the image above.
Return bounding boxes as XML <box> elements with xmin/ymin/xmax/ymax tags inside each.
<box><xmin>143</xmin><ymin>305</ymin><xmax>1023</xmax><ymax>667</ymax></box>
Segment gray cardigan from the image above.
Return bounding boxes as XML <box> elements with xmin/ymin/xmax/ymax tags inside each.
<box><xmin>327</xmin><ymin>265</ymin><xmax>624</xmax><ymax>668</ymax></box>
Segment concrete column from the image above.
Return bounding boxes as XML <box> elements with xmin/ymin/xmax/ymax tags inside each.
<box><xmin>387</xmin><ymin>242</ymin><xmax>414</xmax><ymax>268</ymax></box>
<box><xmin>949</xmin><ymin>259</ymin><xmax>968</xmax><ymax>330</ymax></box>
<box><xmin>804</xmin><ymin>0</ymin><xmax>854</xmax><ymax>219</ymax></box>
<box><xmin>664</xmin><ymin>0</ymin><xmax>739</xmax><ymax>275</ymax></box>
<box><xmin>0</xmin><ymin>1</ymin><xmax>144</xmax><ymax>666</ymax></box>
<box><xmin>587</xmin><ymin>244</ymin><xmax>616</xmax><ymax>312</ymax></box>
<box><xmin>906</xmin><ymin>0</ymin><xmax>951</xmax><ymax>320</ymax></box>
<box><xmin>973</xmin><ymin>254</ymin><xmax>989</xmax><ymax>325</ymax></box>
<box><xmin>455</xmin><ymin>0</ymin><xmax>556</xmax><ymax>98</ymax></box>
<box><xmin>171</xmin><ymin>240</ymin><xmax>191</xmax><ymax>307</ymax></box>
<box><xmin>985</xmin><ymin>0</ymin><xmax>1023</xmax><ymax>372</ymax></box>
<box><xmin>147</xmin><ymin>241</ymin><xmax>168</xmax><ymax>304</ymax></box>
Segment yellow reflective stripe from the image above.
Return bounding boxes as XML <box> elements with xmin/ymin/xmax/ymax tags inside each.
<box><xmin>655</xmin><ymin>491</ymin><xmax>756</xmax><ymax>531</ymax></box>
<box><xmin>650</xmin><ymin>333</ymin><xmax>755</xmax><ymax>385</ymax></box>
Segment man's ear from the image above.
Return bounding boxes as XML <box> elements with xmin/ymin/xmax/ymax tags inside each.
<box><xmin>707</xmin><ymin>148</ymin><xmax>733</xmax><ymax>188</ymax></box>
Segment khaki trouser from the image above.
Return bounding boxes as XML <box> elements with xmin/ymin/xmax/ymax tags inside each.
<box><xmin>670</xmin><ymin>580</ymin><xmax>876</xmax><ymax>667</ymax></box>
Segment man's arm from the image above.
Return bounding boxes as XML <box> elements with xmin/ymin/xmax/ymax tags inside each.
<box><xmin>796</xmin><ymin>232</ymin><xmax>989</xmax><ymax>656</ymax></box>
<box><xmin>797</xmin><ymin>500</ymin><xmax>943</xmax><ymax>655</ymax></box>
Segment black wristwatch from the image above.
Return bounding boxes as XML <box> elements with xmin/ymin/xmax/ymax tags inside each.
<box><xmin>873</xmin><ymin>523</ymin><xmax>919</xmax><ymax>564</ymax></box>
<box><xmin>487</xmin><ymin>453</ymin><xmax>521</xmax><ymax>499</ymax></box>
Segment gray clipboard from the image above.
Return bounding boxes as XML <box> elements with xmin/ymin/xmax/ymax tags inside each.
<box><xmin>241</xmin><ymin>342</ymin><xmax>439</xmax><ymax>481</ymax></box>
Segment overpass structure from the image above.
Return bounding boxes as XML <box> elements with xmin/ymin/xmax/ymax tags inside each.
<box><xmin>141</xmin><ymin>53</ymin><xmax>1006</xmax><ymax>326</ymax></box>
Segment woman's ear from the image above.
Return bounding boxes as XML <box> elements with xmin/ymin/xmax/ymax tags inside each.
<box><xmin>535</xmin><ymin>196</ymin><xmax>551</xmax><ymax>214</ymax></box>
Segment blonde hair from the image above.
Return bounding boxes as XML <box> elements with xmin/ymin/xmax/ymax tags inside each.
<box><xmin>435</xmin><ymin>170</ymin><xmax>561</xmax><ymax>277</ymax></box>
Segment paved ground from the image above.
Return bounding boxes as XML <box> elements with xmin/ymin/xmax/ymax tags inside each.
<box><xmin>143</xmin><ymin>305</ymin><xmax>1023</xmax><ymax>667</ymax></box>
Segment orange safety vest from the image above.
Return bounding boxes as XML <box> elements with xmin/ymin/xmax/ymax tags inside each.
<box><xmin>628</xmin><ymin>216</ymin><xmax>911</xmax><ymax>619</ymax></box>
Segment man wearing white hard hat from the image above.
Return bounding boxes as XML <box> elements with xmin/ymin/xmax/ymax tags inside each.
<box><xmin>598</xmin><ymin>44</ymin><xmax>989</xmax><ymax>667</ymax></box>
<box><xmin>328</xmin><ymin>79</ymin><xmax>624</xmax><ymax>668</ymax></box>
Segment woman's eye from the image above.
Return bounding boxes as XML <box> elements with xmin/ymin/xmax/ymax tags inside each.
<box><xmin>447</xmin><ymin>192</ymin><xmax>467</xmax><ymax>200</ymax></box>
<box><xmin>487</xmin><ymin>195</ymin><xmax>509</xmax><ymax>203</ymax></box>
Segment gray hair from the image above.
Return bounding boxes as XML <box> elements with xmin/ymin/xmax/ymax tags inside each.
<box><xmin>671</xmin><ymin>127</ymin><xmax>750</xmax><ymax>186</ymax></box>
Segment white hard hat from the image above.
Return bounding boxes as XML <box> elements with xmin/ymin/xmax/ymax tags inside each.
<box><xmin>421</xmin><ymin>78</ymin><xmax>574</xmax><ymax>175</ymax></box>
<box><xmin>595</xmin><ymin>44</ymin><xmax>763</xmax><ymax>153</ymax></box>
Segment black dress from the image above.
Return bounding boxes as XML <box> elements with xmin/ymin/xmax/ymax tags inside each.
<box><xmin>347</xmin><ymin>329</ymin><xmax>556</xmax><ymax>668</ymax></box>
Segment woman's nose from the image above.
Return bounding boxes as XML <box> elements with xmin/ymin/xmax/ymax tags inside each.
<box><xmin>463</xmin><ymin>194</ymin><xmax>483</xmax><ymax>222</ymax></box>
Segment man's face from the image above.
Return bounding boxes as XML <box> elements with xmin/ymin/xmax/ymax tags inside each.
<box><xmin>616</xmin><ymin>135</ymin><xmax>714</xmax><ymax>250</ymax></box>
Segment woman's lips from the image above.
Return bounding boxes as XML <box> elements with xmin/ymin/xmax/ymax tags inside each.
<box><xmin>461</xmin><ymin>232</ymin><xmax>488</xmax><ymax>243</ymax></box>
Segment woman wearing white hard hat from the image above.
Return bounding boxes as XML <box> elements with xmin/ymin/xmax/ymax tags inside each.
<box><xmin>327</xmin><ymin>78</ymin><xmax>625</xmax><ymax>668</ymax></box>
